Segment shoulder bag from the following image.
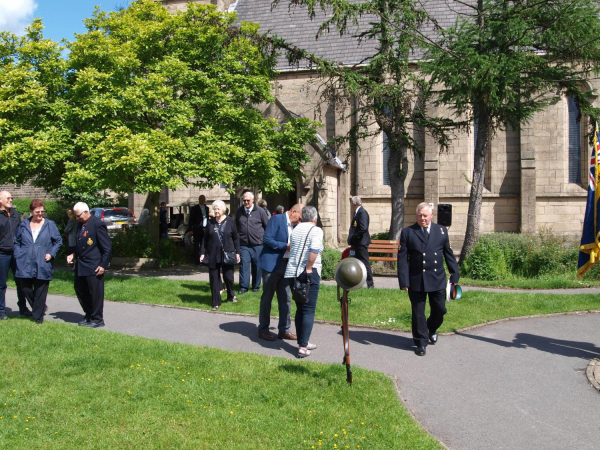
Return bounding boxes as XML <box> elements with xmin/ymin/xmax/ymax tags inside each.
<box><xmin>216</xmin><ymin>219</ymin><xmax>236</xmax><ymax>265</ymax></box>
<box><xmin>291</xmin><ymin>226</ymin><xmax>315</xmax><ymax>304</ymax></box>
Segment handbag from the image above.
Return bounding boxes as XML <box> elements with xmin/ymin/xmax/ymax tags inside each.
<box><xmin>215</xmin><ymin>219</ymin><xmax>236</xmax><ymax>266</ymax></box>
<box><xmin>291</xmin><ymin>226</ymin><xmax>315</xmax><ymax>304</ymax></box>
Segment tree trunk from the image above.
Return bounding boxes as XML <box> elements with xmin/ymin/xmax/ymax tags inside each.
<box><xmin>148</xmin><ymin>191</ymin><xmax>161</xmax><ymax>246</ymax></box>
<box><xmin>388</xmin><ymin>141</ymin><xmax>409</xmax><ymax>241</ymax></box>
<box><xmin>459</xmin><ymin>102</ymin><xmax>490</xmax><ymax>265</ymax></box>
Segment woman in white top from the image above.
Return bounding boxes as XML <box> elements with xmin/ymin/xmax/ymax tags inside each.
<box><xmin>284</xmin><ymin>206</ymin><xmax>324</xmax><ymax>358</ymax></box>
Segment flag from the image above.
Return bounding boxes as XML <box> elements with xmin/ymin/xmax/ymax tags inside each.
<box><xmin>577</xmin><ymin>123</ymin><xmax>600</xmax><ymax>277</ymax></box>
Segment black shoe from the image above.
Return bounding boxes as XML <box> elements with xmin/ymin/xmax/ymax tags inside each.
<box><xmin>252</xmin><ymin>288</ymin><xmax>260</xmax><ymax>292</ymax></box>
<box><xmin>367</xmin><ymin>285</ymin><xmax>375</xmax><ymax>289</ymax></box>
<box><xmin>35</xmin><ymin>318</ymin><xmax>43</xmax><ymax>324</ymax></box>
<box><xmin>19</xmin><ymin>309</ymin><xmax>33</xmax><ymax>317</ymax></box>
<box><xmin>415</xmin><ymin>346</ymin><xmax>426</xmax><ymax>356</ymax></box>
<box><xmin>82</xmin><ymin>320</ymin><xmax>105</xmax><ymax>328</ymax></box>
<box><xmin>78</xmin><ymin>317</ymin><xmax>91</xmax><ymax>326</ymax></box>
<box><xmin>429</xmin><ymin>332</ymin><xmax>438</xmax><ymax>345</ymax></box>
<box><xmin>238</xmin><ymin>289</ymin><xmax>248</xmax><ymax>295</ymax></box>
<box><xmin>0</xmin><ymin>313</ymin><xmax>7</xmax><ymax>321</ymax></box>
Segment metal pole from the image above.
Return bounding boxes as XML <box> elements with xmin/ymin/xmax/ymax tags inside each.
<box><xmin>339</xmin><ymin>286</ymin><xmax>352</xmax><ymax>384</ymax></box>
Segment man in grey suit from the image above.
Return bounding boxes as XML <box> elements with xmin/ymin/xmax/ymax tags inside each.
<box><xmin>397</xmin><ymin>202</ymin><xmax>459</xmax><ymax>356</ymax></box>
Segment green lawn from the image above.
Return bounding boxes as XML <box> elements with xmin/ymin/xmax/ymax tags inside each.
<box><xmin>460</xmin><ymin>274</ymin><xmax>600</xmax><ymax>289</ymax></box>
<box><xmin>9</xmin><ymin>271</ymin><xmax>600</xmax><ymax>333</ymax></box>
<box><xmin>1</xmin><ymin>320</ymin><xmax>440</xmax><ymax>449</ymax></box>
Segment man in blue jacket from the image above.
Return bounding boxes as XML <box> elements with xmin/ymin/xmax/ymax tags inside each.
<box><xmin>257</xmin><ymin>203</ymin><xmax>303</xmax><ymax>341</ymax></box>
<box><xmin>67</xmin><ymin>202</ymin><xmax>112</xmax><ymax>328</ymax></box>
<box><xmin>398</xmin><ymin>202</ymin><xmax>459</xmax><ymax>356</ymax></box>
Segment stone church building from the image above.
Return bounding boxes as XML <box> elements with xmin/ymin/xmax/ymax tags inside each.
<box><xmin>4</xmin><ymin>0</ymin><xmax>590</xmax><ymax>249</ymax></box>
<box><xmin>145</xmin><ymin>0</ymin><xmax>589</xmax><ymax>249</ymax></box>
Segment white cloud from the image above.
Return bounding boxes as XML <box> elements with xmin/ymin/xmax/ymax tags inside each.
<box><xmin>0</xmin><ymin>0</ymin><xmax>38</xmax><ymax>35</ymax></box>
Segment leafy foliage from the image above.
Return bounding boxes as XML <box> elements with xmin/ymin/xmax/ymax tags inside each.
<box><xmin>0</xmin><ymin>0</ymin><xmax>318</xmax><ymax>198</ymax></box>
<box><xmin>320</xmin><ymin>246</ymin><xmax>341</xmax><ymax>280</ymax></box>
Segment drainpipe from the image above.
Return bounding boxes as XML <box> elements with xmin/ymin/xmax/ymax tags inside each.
<box><xmin>353</xmin><ymin>97</ymin><xmax>359</xmax><ymax>195</ymax></box>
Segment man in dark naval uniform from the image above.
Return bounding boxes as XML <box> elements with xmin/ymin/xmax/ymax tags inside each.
<box><xmin>67</xmin><ymin>202</ymin><xmax>112</xmax><ymax>328</ymax></box>
<box><xmin>397</xmin><ymin>202</ymin><xmax>459</xmax><ymax>356</ymax></box>
<box><xmin>347</xmin><ymin>195</ymin><xmax>374</xmax><ymax>288</ymax></box>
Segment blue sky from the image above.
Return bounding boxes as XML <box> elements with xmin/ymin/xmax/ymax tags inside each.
<box><xmin>0</xmin><ymin>0</ymin><xmax>132</xmax><ymax>43</ymax></box>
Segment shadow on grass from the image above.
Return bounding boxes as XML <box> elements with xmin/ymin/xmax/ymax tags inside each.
<box><xmin>219</xmin><ymin>320</ymin><xmax>297</xmax><ymax>356</ymax></box>
<box><xmin>347</xmin><ymin>329</ymin><xmax>415</xmax><ymax>352</ymax></box>
<box><xmin>457</xmin><ymin>332</ymin><xmax>600</xmax><ymax>359</ymax></box>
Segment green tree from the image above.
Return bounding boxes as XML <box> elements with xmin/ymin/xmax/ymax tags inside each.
<box><xmin>274</xmin><ymin>0</ymin><xmax>453</xmax><ymax>240</ymax></box>
<box><xmin>424</xmin><ymin>0</ymin><xmax>600</xmax><ymax>264</ymax></box>
<box><xmin>0</xmin><ymin>0</ymin><xmax>318</xmax><ymax>243</ymax></box>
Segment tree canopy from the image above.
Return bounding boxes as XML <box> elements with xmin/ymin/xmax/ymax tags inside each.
<box><xmin>0</xmin><ymin>0</ymin><xmax>318</xmax><ymax>199</ymax></box>
<box><xmin>424</xmin><ymin>0</ymin><xmax>600</xmax><ymax>262</ymax></box>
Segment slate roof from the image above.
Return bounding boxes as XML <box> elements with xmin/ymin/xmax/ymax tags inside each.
<box><xmin>234</xmin><ymin>0</ymin><xmax>473</xmax><ymax>71</ymax></box>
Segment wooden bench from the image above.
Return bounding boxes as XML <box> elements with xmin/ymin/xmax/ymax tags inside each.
<box><xmin>367</xmin><ymin>240</ymin><xmax>400</xmax><ymax>262</ymax></box>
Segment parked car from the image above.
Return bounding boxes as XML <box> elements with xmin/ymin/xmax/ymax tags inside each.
<box><xmin>90</xmin><ymin>207</ymin><xmax>137</xmax><ymax>230</ymax></box>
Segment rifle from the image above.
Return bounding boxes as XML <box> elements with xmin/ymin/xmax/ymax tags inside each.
<box><xmin>338</xmin><ymin>286</ymin><xmax>352</xmax><ymax>384</ymax></box>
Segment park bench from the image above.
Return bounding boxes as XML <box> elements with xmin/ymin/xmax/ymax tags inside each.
<box><xmin>367</xmin><ymin>240</ymin><xmax>400</xmax><ymax>262</ymax></box>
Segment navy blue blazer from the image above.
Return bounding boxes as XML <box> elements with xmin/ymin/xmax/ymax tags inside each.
<box><xmin>13</xmin><ymin>219</ymin><xmax>62</xmax><ymax>280</ymax></box>
<box><xmin>74</xmin><ymin>215</ymin><xmax>112</xmax><ymax>277</ymax></box>
<box><xmin>348</xmin><ymin>207</ymin><xmax>371</xmax><ymax>247</ymax></box>
<box><xmin>258</xmin><ymin>212</ymin><xmax>289</xmax><ymax>273</ymax></box>
<box><xmin>397</xmin><ymin>222</ymin><xmax>459</xmax><ymax>292</ymax></box>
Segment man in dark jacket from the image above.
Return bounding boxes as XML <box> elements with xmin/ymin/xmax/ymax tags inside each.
<box><xmin>67</xmin><ymin>202</ymin><xmax>112</xmax><ymax>328</ymax></box>
<box><xmin>347</xmin><ymin>196</ymin><xmax>374</xmax><ymax>288</ymax></box>
<box><xmin>235</xmin><ymin>191</ymin><xmax>269</xmax><ymax>294</ymax></box>
<box><xmin>188</xmin><ymin>195</ymin><xmax>209</xmax><ymax>265</ymax></box>
<box><xmin>0</xmin><ymin>191</ymin><xmax>28</xmax><ymax>320</ymax></box>
<box><xmin>397</xmin><ymin>202</ymin><xmax>459</xmax><ymax>356</ymax></box>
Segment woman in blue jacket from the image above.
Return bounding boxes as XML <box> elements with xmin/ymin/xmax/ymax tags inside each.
<box><xmin>14</xmin><ymin>199</ymin><xmax>62</xmax><ymax>324</ymax></box>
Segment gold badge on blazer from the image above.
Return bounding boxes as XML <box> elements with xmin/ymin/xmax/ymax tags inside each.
<box><xmin>87</xmin><ymin>238</ymin><xmax>93</xmax><ymax>246</ymax></box>
<box><xmin>353</xmin><ymin>221</ymin><xmax>357</xmax><ymax>227</ymax></box>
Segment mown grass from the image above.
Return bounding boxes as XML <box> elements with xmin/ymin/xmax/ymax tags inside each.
<box><xmin>9</xmin><ymin>271</ymin><xmax>600</xmax><ymax>333</ymax></box>
<box><xmin>461</xmin><ymin>274</ymin><xmax>600</xmax><ymax>289</ymax></box>
<box><xmin>0</xmin><ymin>320</ymin><xmax>440</xmax><ymax>449</ymax></box>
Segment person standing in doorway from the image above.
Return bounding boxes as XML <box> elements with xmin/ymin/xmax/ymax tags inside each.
<box><xmin>348</xmin><ymin>196</ymin><xmax>374</xmax><ymax>288</ymax></box>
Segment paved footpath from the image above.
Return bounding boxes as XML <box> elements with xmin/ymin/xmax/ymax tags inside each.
<box><xmin>5</xmin><ymin>283</ymin><xmax>600</xmax><ymax>449</ymax></box>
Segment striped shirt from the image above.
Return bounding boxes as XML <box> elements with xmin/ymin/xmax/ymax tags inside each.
<box><xmin>284</xmin><ymin>222</ymin><xmax>324</xmax><ymax>278</ymax></box>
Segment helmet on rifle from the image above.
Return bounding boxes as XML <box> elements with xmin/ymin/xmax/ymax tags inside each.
<box><xmin>335</xmin><ymin>257</ymin><xmax>367</xmax><ymax>291</ymax></box>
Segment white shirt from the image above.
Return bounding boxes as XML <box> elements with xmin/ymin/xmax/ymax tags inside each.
<box><xmin>284</xmin><ymin>223</ymin><xmax>324</xmax><ymax>277</ymax></box>
<box><xmin>283</xmin><ymin>212</ymin><xmax>292</xmax><ymax>259</ymax></box>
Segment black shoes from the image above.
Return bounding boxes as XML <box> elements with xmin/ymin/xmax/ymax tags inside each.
<box><xmin>82</xmin><ymin>320</ymin><xmax>105</xmax><ymax>328</ymax></box>
<box><xmin>252</xmin><ymin>288</ymin><xmax>260</xmax><ymax>293</ymax></box>
<box><xmin>0</xmin><ymin>313</ymin><xmax>7</xmax><ymax>321</ymax></box>
<box><xmin>19</xmin><ymin>309</ymin><xmax>33</xmax><ymax>317</ymax></box>
<box><xmin>429</xmin><ymin>332</ymin><xmax>438</xmax><ymax>345</ymax></box>
<box><xmin>415</xmin><ymin>346</ymin><xmax>426</xmax><ymax>356</ymax></box>
<box><xmin>238</xmin><ymin>289</ymin><xmax>248</xmax><ymax>295</ymax></box>
<box><xmin>78</xmin><ymin>317</ymin><xmax>91</xmax><ymax>326</ymax></box>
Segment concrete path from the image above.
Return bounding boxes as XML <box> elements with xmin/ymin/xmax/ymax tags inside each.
<box><xmin>5</xmin><ymin>290</ymin><xmax>600</xmax><ymax>449</ymax></box>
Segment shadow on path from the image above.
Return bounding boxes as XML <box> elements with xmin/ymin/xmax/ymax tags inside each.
<box><xmin>347</xmin><ymin>329</ymin><xmax>415</xmax><ymax>352</ymax></box>
<box><xmin>458</xmin><ymin>332</ymin><xmax>600</xmax><ymax>359</ymax></box>
<box><xmin>219</xmin><ymin>320</ymin><xmax>297</xmax><ymax>356</ymax></box>
<box><xmin>51</xmin><ymin>311</ymin><xmax>85</xmax><ymax>324</ymax></box>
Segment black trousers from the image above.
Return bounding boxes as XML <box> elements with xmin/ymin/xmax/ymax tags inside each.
<box><xmin>18</xmin><ymin>278</ymin><xmax>50</xmax><ymax>321</ymax></box>
<box><xmin>74</xmin><ymin>274</ymin><xmax>105</xmax><ymax>323</ymax></box>
<box><xmin>354</xmin><ymin>245</ymin><xmax>374</xmax><ymax>287</ymax></box>
<box><xmin>192</xmin><ymin>227</ymin><xmax>204</xmax><ymax>265</ymax></box>
<box><xmin>408</xmin><ymin>289</ymin><xmax>447</xmax><ymax>347</ymax></box>
<box><xmin>208</xmin><ymin>263</ymin><xmax>234</xmax><ymax>307</ymax></box>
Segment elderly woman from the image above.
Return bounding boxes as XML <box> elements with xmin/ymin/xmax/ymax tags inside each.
<box><xmin>14</xmin><ymin>199</ymin><xmax>63</xmax><ymax>324</ymax></box>
<box><xmin>200</xmin><ymin>200</ymin><xmax>240</xmax><ymax>310</ymax></box>
<box><xmin>138</xmin><ymin>208</ymin><xmax>150</xmax><ymax>228</ymax></box>
<box><xmin>284</xmin><ymin>206</ymin><xmax>324</xmax><ymax>358</ymax></box>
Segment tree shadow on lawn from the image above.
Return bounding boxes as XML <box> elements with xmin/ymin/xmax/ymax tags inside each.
<box><xmin>178</xmin><ymin>283</ymin><xmax>214</xmax><ymax>307</ymax></box>
<box><xmin>219</xmin><ymin>320</ymin><xmax>297</xmax><ymax>356</ymax></box>
<box><xmin>457</xmin><ymin>332</ymin><xmax>600</xmax><ymax>360</ymax></box>
<box><xmin>347</xmin><ymin>329</ymin><xmax>415</xmax><ymax>353</ymax></box>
